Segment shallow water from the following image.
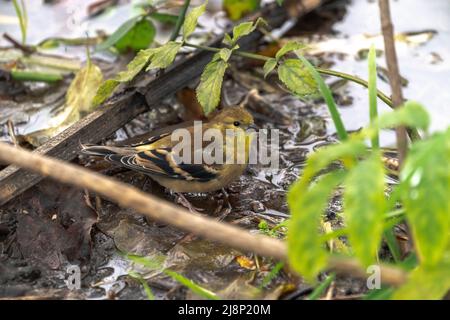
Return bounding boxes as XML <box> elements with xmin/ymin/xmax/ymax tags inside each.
<box><xmin>326</xmin><ymin>0</ymin><xmax>450</xmax><ymax>143</ymax></box>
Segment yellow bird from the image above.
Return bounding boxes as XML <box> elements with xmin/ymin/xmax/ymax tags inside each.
<box><xmin>81</xmin><ymin>106</ymin><xmax>255</xmax><ymax>193</ymax></box>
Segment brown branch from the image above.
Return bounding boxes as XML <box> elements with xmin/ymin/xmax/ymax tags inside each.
<box><xmin>0</xmin><ymin>142</ymin><xmax>408</xmax><ymax>286</ymax></box>
<box><xmin>378</xmin><ymin>0</ymin><xmax>408</xmax><ymax>165</ymax></box>
<box><xmin>2</xmin><ymin>33</ymin><xmax>35</xmax><ymax>54</ymax></box>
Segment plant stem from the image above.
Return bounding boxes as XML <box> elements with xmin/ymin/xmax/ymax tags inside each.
<box><xmin>185</xmin><ymin>42</ymin><xmax>392</xmax><ymax>105</ymax></box>
<box><xmin>379</xmin><ymin>0</ymin><xmax>408</xmax><ymax>165</ymax></box>
<box><xmin>11</xmin><ymin>70</ymin><xmax>63</xmax><ymax>82</ymax></box>
<box><xmin>316</xmin><ymin>68</ymin><xmax>392</xmax><ymax>108</ymax></box>
<box><xmin>183</xmin><ymin>42</ymin><xmax>421</xmax><ymax>141</ymax></box>
<box><xmin>170</xmin><ymin>0</ymin><xmax>191</xmax><ymax>41</ymax></box>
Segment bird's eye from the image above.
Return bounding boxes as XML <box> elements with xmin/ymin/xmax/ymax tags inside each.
<box><xmin>233</xmin><ymin>121</ymin><xmax>241</xmax><ymax>127</ymax></box>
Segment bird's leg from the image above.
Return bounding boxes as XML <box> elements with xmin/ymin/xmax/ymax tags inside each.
<box><xmin>174</xmin><ymin>192</ymin><xmax>204</xmax><ymax>213</ymax></box>
<box><xmin>221</xmin><ymin>188</ymin><xmax>232</xmax><ymax>211</ymax></box>
<box><xmin>216</xmin><ymin>188</ymin><xmax>232</xmax><ymax>221</ymax></box>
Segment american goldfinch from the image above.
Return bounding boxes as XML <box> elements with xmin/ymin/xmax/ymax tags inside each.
<box><xmin>81</xmin><ymin>106</ymin><xmax>256</xmax><ymax>193</ymax></box>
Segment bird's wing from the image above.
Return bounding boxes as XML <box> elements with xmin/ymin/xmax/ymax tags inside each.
<box><xmin>130</xmin><ymin>132</ymin><xmax>171</xmax><ymax>147</ymax></box>
<box><xmin>107</xmin><ymin>148</ymin><xmax>220</xmax><ymax>182</ymax></box>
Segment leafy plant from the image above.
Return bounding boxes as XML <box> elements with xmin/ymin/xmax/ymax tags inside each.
<box><xmin>286</xmin><ymin>89</ymin><xmax>450</xmax><ymax>299</ymax></box>
<box><xmin>96</xmin><ymin>2</ymin><xmax>178</xmax><ymax>53</ymax></box>
<box><xmin>92</xmin><ymin>5</ymin><xmax>414</xmax><ymax>135</ymax></box>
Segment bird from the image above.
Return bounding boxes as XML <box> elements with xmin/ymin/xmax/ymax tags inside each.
<box><xmin>81</xmin><ymin>106</ymin><xmax>256</xmax><ymax>198</ymax></box>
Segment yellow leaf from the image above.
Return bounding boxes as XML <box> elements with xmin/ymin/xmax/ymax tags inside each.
<box><xmin>66</xmin><ymin>61</ymin><xmax>103</xmax><ymax>122</ymax></box>
<box><xmin>236</xmin><ymin>255</ymin><xmax>256</xmax><ymax>270</ymax></box>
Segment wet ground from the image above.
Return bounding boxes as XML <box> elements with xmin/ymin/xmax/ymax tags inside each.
<box><xmin>0</xmin><ymin>0</ymin><xmax>448</xmax><ymax>299</ymax></box>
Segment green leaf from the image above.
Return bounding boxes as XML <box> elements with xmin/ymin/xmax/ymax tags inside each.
<box><xmin>164</xmin><ymin>270</ymin><xmax>220</xmax><ymax>300</ymax></box>
<box><xmin>377</xmin><ymin>101</ymin><xmax>430</xmax><ymax>131</ymax></box>
<box><xmin>146</xmin><ymin>41</ymin><xmax>181</xmax><ymax>70</ymax></box>
<box><xmin>66</xmin><ymin>60</ymin><xmax>103</xmax><ymax>116</ymax></box>
<box><xmin>223</xmin><ymin>33</ymin><xmax>233</xmax><ymax>46</ymax></box>
<box><xmin>343</xmin><ymin>151</ymin><xmax>386</xmax><ymax>267</ymax></box>
<box><xmin>276</xmin><ymin>41</ymin><xmax>305</xmax><ymax>60</ymax></box>
<box><xmin>148</xmin><ymin>12</ymin><xmax>178</xmax><ymax>24</ymax></box>
<box><xmin>288</xmin><ymin>172</ymin><xmax>345</xmax><ymax>282</ymax></box>
<box><xmin>393</xmin><ymin>264</ymin><xmax>450</xmax><ymax>299</ymax></box>
<box><xmin>92</xmin><ymin>79</ymin><xmax>119</xmax><ymax>107</ymax></box>
<box><xmin>182</xmin><ymin>1</ymin><xmax>208</xmax><ymax>40</ymax></box>
<box><xmin>196</xmin><ymin>54</ymin><xmax>228</xmax><ymax>115</ymax></box>
<box><xmin>228</xmin><ymin>17</ymin><xmax>267</xmax><ymax>46</ymax></box>
<box><xmin>278</xmin><ymin>59</ymin><xmax>318</xmax><ymax>97</ymax></box>
<box><xmin>276</xmin><ymin>0</ymin><xmax>284</xmax><ymax>5</ymax></box>
<box><xmin>400</xmin><ymin>130</ymin><xmax>450</xmax><ymax>267</ymax></box>
<box><xmin>218</xmin><ymin>48</ymin><xmax>233</xmax><ymax>62</ymax></box>
<box><xmin>114</xmin><ymin>18</ymin><xmax>156</xmax><ymax>53</ymax></box>
<box><xmin>263</xmin><ymin>58</ymin><xmax>277</xmax><ymax>78</ymax></box>
<box><xmin>96</xmin><ymin>15</ymin><xmax>141</xmax><ymax>51</ymax></box>
<box><xmin>92</xmin><ymin>48</ymin><xmax>155</xmax><ymax>105</ymax></box>
<box><xmin>223</xmin><ymin>0</ymin><xmax>261</xmax><ymax>21</ymax></box>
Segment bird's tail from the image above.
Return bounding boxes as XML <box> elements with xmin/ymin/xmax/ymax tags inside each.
<box><xmin>80</xmin><ymin>143</ymin><xmax>133</xmax><ymax>157</ymax></box>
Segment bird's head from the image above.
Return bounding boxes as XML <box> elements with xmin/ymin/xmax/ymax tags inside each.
<box><xmin>209</xmin><ymin>106</ymin><xmax>255</xmax><ymax>131</ymax></box>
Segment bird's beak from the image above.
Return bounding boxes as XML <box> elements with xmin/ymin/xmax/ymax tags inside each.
<box><xmin>248</xmin><ymin>124</ymin><xmax>258</xmax><ymax>131</ymax></box>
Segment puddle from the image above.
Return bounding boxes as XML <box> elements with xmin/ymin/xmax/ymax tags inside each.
<box><xmin>306</xmin><ymin>0</ymin><xmax>450</xmax><ymax>145</ymax></box>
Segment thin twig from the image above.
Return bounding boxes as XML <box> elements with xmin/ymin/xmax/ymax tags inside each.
<box><xmin>170</xmin><ymin>0</ymin><xmax>191</xmax><ymax>41</ymax></box>
<box><xmin>2</xmin><ymin>33</ymin><xmax>34</xmax><ymax>54</ymax></box>
<box><xmin>378</xmin><ymin>0</ymin><xmax>408</xmax><ymax>165</ymax></box>
<box><xmin>0</xmin><ymin>142</ymin><xmax>407</xmax><ymax>286</ymax></box>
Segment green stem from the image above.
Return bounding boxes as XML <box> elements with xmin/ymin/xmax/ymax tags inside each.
<box><xmin>317</xmin><ymin>68</ymin><xmax>392</xmax><ymax>108</ymax></box>
<box><xmin>170</xmin><ymin>0</ymin><xmax>191</xmax><ymax>41</ymax></box>
<box><xmin>11</xmin><ymin>70</ymin><xmax>63</xmax><ymax>82</ymax></box>
<box><xmin>184</xmin><ymin>42</ymin><xmax>423</xmax><ymax>140</ymax></box>
<box><xmin>185</xmin><ymin>42</ymin><xmax>392</xmax><ymax>106</ymax></box>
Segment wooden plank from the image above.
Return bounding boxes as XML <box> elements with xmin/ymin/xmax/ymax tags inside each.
<box><xmin>0</xmin><ymin>1</ymin><xmax>322</xmax><ymax>206</ymax></box>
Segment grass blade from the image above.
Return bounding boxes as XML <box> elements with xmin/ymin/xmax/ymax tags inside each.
<box><xmin>259</xmin><ymin>262</ymin><xmax>284</xmax><ymax>289</ymax></box>
<box><xmin>297</xmin><ymin>55</ymin><xmax>348</xmax><ymax>140</ymax></box>
<box><xmin>164</xmin><ymin>270</ymin><xmax>220</xmax><ymax>300</ymax></box>
<box><xmin>368</xmin><ymin>44</ymin><xmax>380</xmax><ymax>149</ymax></box>
<box><xmin>307</xmin><ymin>273</ymin><xmax>336</xmax><ymax>300</ymax></box>
<box><xmin>129</xmin><ymin>271</ymin><xmax>156</xmax><ymax>300</ymax></box>
<box><xmin>12</xmin><ymin>0</ymin><xmax>27</xmax><ymax>45</ymax></box>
